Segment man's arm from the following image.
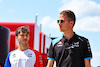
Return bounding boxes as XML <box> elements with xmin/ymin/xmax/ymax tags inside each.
<box><xmin>84</xmin><ymin>39</ymin><xmax>92</xmax><ymax>67</ymax></box>
<box><xmin>84</xmin><ymin>59</ymin><xmax>91</xmax><ymax>67</ymax></box>
<box><xmin>47</xmin><ymin>59</ymin><xmax>54</xmax><ymax>67</ymax></box>
<box><xmin>4</xmin><ymin>53</ymin><xmax>11</xmax><ymax>67</ymax></box>
<box><xmin>32</xmin><ymin>49</ymin><xmax>44</xmax><ymax>67</ymax></box>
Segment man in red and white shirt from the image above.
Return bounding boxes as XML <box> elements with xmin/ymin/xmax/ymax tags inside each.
<box><xmin>4</xmin><ymin>26</ymin><xmax>41</xmax><ymax>67</ymax></box>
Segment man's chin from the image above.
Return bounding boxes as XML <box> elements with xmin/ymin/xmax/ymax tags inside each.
<box><xmin>22</xmin><ymin>42</ymin><xmax>28</xmax><ymax>46</ymax></box>
<box><xmin>60</xmin><ymin>29</ymin><xmax>63</xmax><ymax>32</ymax></box>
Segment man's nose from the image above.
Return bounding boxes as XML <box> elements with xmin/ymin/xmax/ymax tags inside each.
<box><xmin>24</xmin><ymin>35</ymin><xmax>27</xmax><ymax>38</ymax></box>
<box><xmin>58</xmin><ymin>21</ymin><xmax>62</xmax><ymax>25</ymax></box>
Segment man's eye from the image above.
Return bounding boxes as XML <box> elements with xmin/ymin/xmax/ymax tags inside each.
<box><xmin>21</xmin><ymin>35</ymin><xmax>24</xmax><ymax>37</ymax></box>
<box><xmin>26</xmin><ymin>34</ymin><xmax>29</xmax><ymax>36</ymax></box>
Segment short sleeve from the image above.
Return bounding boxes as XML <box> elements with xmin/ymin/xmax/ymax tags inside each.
<box><xmin>47</xmin><ymin>43</ymin><xmax>55</xmax><ymax>60</ymax></box>
<box><xmin>84</xmin><ymin>39</ymin><xmax>92</xmax><ymax>60</ymax></box>
<box><xmin>4</xmin><ymin>53</ymin><xmax>11</xmax><ymax>67</ymax></box>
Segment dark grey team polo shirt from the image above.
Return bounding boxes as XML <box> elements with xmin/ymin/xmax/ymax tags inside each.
<box><xmin>47</xmin><ymin>33</ymin><xmax>92</xmax><ymax>67</ymax></box>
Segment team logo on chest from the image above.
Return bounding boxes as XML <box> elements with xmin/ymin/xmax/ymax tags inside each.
<box><xmin>27</xmin><ymin>53</ymin><xmax>32</xmax><ymax>57</ymax></box>
<box><xmin>57</xmin><ymin>41</ymin><xmax>63</xmax><ymax>47</ymax></box>
<box><xmin>74</xmin><ymin>42</ymin><xmax>79</xmax><ymax>47</ymax></box>
<box><xmin>66</xmin><ymin>41</ymin><xmax>79</xmax><ymax>49</ymax></box>
<box><xmin>12</xmin><ymin>54</ymin><xmax>16</xmax><ymax>58</ymax></box>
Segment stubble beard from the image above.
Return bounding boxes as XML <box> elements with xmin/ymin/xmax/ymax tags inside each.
<box><xmin>19</xmin><ymin>40</ymin><xmax>29</xmax><ymax>47</ymax></box>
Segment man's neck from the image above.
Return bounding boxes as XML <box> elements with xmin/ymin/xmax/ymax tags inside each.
<box><xmin>18</xmin><ymin>44</ymin><xmax>29</xmax><ymax>51</ymax></box>
<box><xmin>63</xmin><ymin>30</ymin><xmax>74</xmax><ymax>40</ymax></box>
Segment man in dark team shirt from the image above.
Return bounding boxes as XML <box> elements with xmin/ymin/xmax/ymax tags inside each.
<box><xmin>47</xmin><ymin>10</ymin><xmax>92</xmax><ymax>67</ymax></box>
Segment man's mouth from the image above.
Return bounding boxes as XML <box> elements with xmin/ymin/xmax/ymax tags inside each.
<box><xmin>23</xmin><ymin>39</ymin><xmax>27</xmax><ymax>41</ymax></box>
<box><xmin>59</xmin><ymin>25</ymin><xmax>62</xmax><ymax>28</ymax></box>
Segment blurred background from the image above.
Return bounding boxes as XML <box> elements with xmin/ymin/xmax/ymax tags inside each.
<box><xmin>0</xmin><ymin>0</ymin><xmax>100</xmax><ymax>66</ymax></box>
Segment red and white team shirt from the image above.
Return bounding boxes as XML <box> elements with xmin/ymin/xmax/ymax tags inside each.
<box><xmin>5</xmin><ymin>49</ymin><xmax>37</xmax><ymax>67</ymax></box>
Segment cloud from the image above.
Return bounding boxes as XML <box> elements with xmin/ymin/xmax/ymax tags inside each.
<box><xmin>40</xmin><ymin>16</ymin><xmax>59</xmax><ymax>29</ymax></box>
<box><xmin>59</xmin><ymin>0</ymin><xmax>100</xmax><ymax>32</ymax></box>
<box><xmin>40</xmin><ymin>16</ymin><xmax>50</xmax><ymax>26</ymax></box>
<box><xmin>40</xmin><ymin>16</ymin><xmax>100</xmax><ymax>32</ymax></box>
<box><xmin>8</xmin><ymin>9</ymin><xmax>14</xmax><ymax>14</ymax></box>
<box><xmin>0</xmin><ymin>0</ymin><xmax>2</xmax><ymax>3</ymax></box>
<box><xmin>40</xmin><ymin>0</ymin><xmax>100</xmax><ymax>32</ymax></box>
<box><xmin>93</xmin><ymin>52</ymin><xmax>100</xmax><ymax>58</ymax></box>
<box><xmin>59</xmin><ymin>0</ymin><xmax>100</xmax><ymax>18</ymax></box>
<box><xmin>74</xmin><ymin>16</ymin><xmax>100</xmax><ymax>32</ymax></box>
<box><xmin>91</xmin><ymin>51</ymin><xmax>100</xmax><ymax>66</ymax></box>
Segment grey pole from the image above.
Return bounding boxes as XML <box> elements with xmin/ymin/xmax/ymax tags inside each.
<box><xmin>40</xmin><ymin>24</ymin><xmax>42</xmax><ymax>31</ymax></box>
<box><xmin>35</xmin><ymin>14</ymin><xmax>38</xmax><ymax>24</ymax></box>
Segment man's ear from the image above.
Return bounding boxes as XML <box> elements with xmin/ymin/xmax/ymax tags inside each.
<box><xmin>70</xmin><ymin>21</ymin><xmax>74</xmax><ymax>26</ymax></box>
<box><xmin>15</xmin><ymin>36</ymin><xmax>18</xmax><ymax>41</ymax></box>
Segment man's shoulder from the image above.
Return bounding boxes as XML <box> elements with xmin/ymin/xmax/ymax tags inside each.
<box><xmin>9</xmin><ymin>49</ymin><xmax>18</xmax><ymax>54</ymax></box>
<box><xmin>7</xmin><ymin>49</ymin><xmax>18</xmax><ymax>58</ymax></box>
<box><xmin>75</xmin><ymin>33</ymin><xmax>89</xmax><ymax>42</ymax></box>
<box><xmin>29</xmin><ymin>48</ymin><xmax>39</xmax><ymax>55</ymax></box>
<box><xmin>52</xmin><ymin>36</ymin><xmax>62</xmax><ymax>45</ymax></box>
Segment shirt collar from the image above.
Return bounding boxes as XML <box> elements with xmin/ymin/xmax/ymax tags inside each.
<box><xmin>62</xmin><ymin>32</ymin><xmax>77</xmax><ymax>43</ymax></box>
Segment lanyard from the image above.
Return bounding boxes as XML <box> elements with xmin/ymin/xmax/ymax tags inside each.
<box><xmin>62</xmin><ymin>40</ymin><xmax>74</xmax><ymax>49</ymax></box>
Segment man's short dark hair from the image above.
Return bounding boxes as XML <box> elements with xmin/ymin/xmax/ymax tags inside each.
<box><xmin>15</xmin><ymin>26</ymin><xmax>29</xmax><ymax>36</ymax></box>
<box><xmin>60</xmin><ymin>10</ymin><xmax>76</xmax><ymax>26</ymax></box>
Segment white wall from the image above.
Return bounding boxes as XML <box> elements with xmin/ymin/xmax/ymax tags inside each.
<box><xmin>41</xmin><ymin>32</ymin><xmax>44</xmax><ymax>53</ymax></box>
<box><xmin>34</xmin><ymin>24</ymin><xmax>40</xmax><ymax>51</ymax></box>
<box><xmin>45</xmin><ymin>35</ymin><xmax>52</xmax><ymax>53</ymax></box>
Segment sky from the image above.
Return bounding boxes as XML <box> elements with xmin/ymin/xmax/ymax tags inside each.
<box><xmin>0</xmin><ymin>0</ymin><xmax>100</xmax><ymax>66</ymax></box>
